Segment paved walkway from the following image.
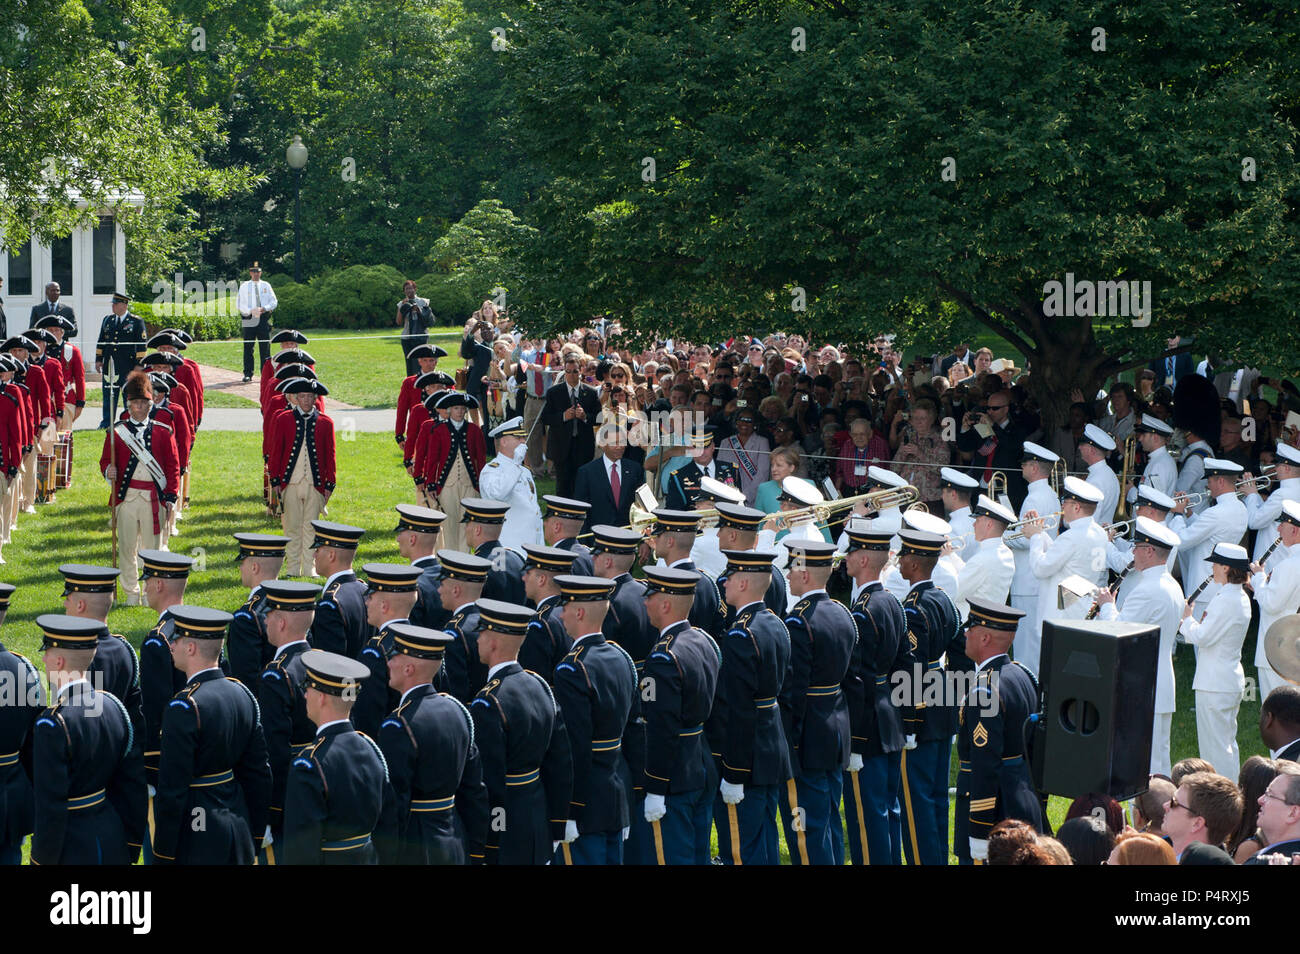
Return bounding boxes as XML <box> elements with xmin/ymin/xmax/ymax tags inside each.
<box><xmin>196</xmin><ymin>362</ymin><xmax>361</xmax><ymax>412</ymax></box>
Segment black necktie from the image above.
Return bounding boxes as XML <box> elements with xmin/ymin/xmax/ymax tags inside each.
<box><xmin>570</xmin><ymin>387</ymin><xmax>578</xmax><ymax>436</ymax></box>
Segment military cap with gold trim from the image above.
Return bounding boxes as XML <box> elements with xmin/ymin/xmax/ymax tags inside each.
<box><xmin>59</xmin><ymin>564</ymin><xmax>120</xmax><ymax>595</ymax></box>
<box><xmin>897</xmin><ymin>529</ymin><xmax>946</xmax><ymax>556</ymax></box>
<box><xmin>543</xmin><ymin>495</ymin><xmax>591</xmax><ymax>521</ymax></box>
<box><xmin>1135</xmin><ymin>485</ymin><xmax>1176</xmax><ymax>514</ymax></box>
<box><xmin>939</xmin><ymin>466</ymin><xmax>979</xmax><ymax>492</ymax></box>
<box><xmin>0</xmin><ymin>583</ymin><xmax>14</xmax><ymax>611</ymax></box>
<box><xmin>841</xmin><ymin>519</ymin><xmax>893</xmax><ymax>551</ymax></box>
<box><xmin>902</xmin><ymin>510</ymin><xmax>952</xmax><ymax>535</ymax></box>
<box><xmin>301</xmin><ymin>649</ymin><xmax>369</xmax><ymax>695</ymax></box>
<box><xmin>1133</xmin><ymin>413</ymin><xmax>1173</xmax><ymax>437</ymax></box>
<box><xmin>489</xmin><ymin>416</ymin><xmax>527</xmax><ymax>439</ymax></box>
<box><xmin>714</xmin><ymin>502</ymin><xmax>766</xmax><ymax>531</ymax></box>
<box><xmin>522</xmin><ymin>544</ymin><xmax>578</xmax><ymax>573</ymax></box>
<box><xmin>697</xmin><ymin>476</ymin><xmax>745</xmax><ymax>505</ymax></box>
<box><xmin>437</xmin><ymin>550</ymin><xmax>492</xmax><ymax>582</ymax></box>
<box><xmin>1060</xmin><ymin>475</ymin><xmax>1104</xmax><ymax>505</ymax></box>
<box><xmin>395</xmin><ymin>504</ymin><xmax>446</xmax><ymax>534</ymax></box>
<box><xmin>972</xmin><ymin>494</ymin><xmax>1016</xmax><ymax>524</ymax></box>
<box><xmin>1203</xmin><ymin>457</ymin><xmax>1244</xmax><ymax>478</ymax></box>
<box><xmin>964</xmin><ymin>598</ymin><xmax>1024</xmax><ymax>633</ymax></box>
<box><xmin>361</xmin><ymin>563</ymin><xmax>422</xmax><ymax>593</ymax></box>
<box><xmin>688</xmin><ymin>425</ymin><xmax>719</xmax><ymax>448</ymax></box>
<box><xmin>111</xmin><ymin>291</ymin><xmax>131</xmax><ymax>304</ymax></box>
<box><xmin>435</xmin><ymin>390</ymin><xmax>479</xmax><ymax>411</ymax></box>
<box><xmin>642</xmin><ymin>565</ymin><xmax>702</xmax><ymax>595</ymax></box>
<box><xmin>235</xmin><ymin>532</ymin><xmax>291</xmax><ymax>562</ymax></box>
<box><xmin>167</xmin><ymin>606</ymin><xmax>234</xmax><ymax>642</ymax></box>
<box><xmin>783</xmin><ymin>539</ymin><xmax>839</xmax><ymax>568</ymax></box>
<box><xmin>271</xmin><ymin>329</ymin><xmax>309</xmax><ymax>346</ymax></box>
<box><xmin>1280</xmin><ymin>499</ymin><xmax>1300</xmax><ymax>529</ymax></box>
<box><xmin>778</xmin><ymin>476</ymin><xmax>824</xmax><ymax>507</ymax></box>
<box><xmin>461</xmin><ymin>498</ymin><xmax>509</xmax><ymax>525</ymax></box>
<box><xmin>262</xmin><ymin>580</ymin><xmax>323</xmax><ymax>612</ymax></box>
<box><xmin>414</xmin><ymin>371</ymin><xmax>447</xmax><ymax>391</ymax></box>
<box><xmin>1081</xmin><ymin>423</ymin><xmax>1117</xmax><ymax>453</ymax></box>
<box><xmin>1020</xmin><ymin>441</ymin><xmax>1061</xmax><ymax>465</ymax></box>
<box><xmin>139</xmin><ymin>550</ymin><xmax>192</xmax><ymax>580</ymax></box>
<box><xmin>273</xmin><ymin>347</ymin><xmax>314</xmax><ymax>366</ymax></box>
<box><xmin>475</xmin><ymin>598</ymin><xmax>534</xmax><ymax>636</ymax></box>
<box><xmin>588</xmin><ymin>524</ymin><xmax>642</xmax><ymax>554</ymax></box>
<box><xmin>867</xmin><ymin>465</ymin><xmax>910</xmax><ymax>491</ymax></box>
<box><xmin>721</xmin><ymin>549</ymin><xmax>778</xmax><ymax>574</ymax></box>
<box><xmin>310</xmin><ymin>521</ymin><xmax>365</xmax><ymax>550</ymax></box>
<box><xmin>1276</xmin><ymin>442</ymin><xmax>1300</xmax><ymax>467</ymax></box>
<box><xmin>555</xmin><ymin>574</ymin><xmax>616</xmax><ymax>602</ymax></box>
<box><xmin>1133</xmin><ymin>515</ymin><xmax>1180</xmax><ymax>550</ymax></box>
<box><xmin>38</xmin><ymin>614</ymin><xmax>108</xmax><ymax>651</ymax></box>
<box><xmin>650</xmin><ymin>508</ymin><xmax>701</xmax><ymax>535</ymax></box>
<box><xmin>386</xmin><ymin>622</ymin><xmax>454</xmax><ymax>659</ymax></box>
<box><xmin>406</xmin><ymin>344</ymin><xmax>448</xmax><ymax>362</ymax></box>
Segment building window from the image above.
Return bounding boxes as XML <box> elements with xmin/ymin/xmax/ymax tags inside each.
<box><xmin>92</xmin><ymin>215</ymin><xmax>116</xmax><ymax>295</ymax></box>
<box><xmin>51</xmin><ymin>234</ymin><xmax>73</xmax><ymax>296</ymax></box>
<box><xmin>6</xmin><ymin>238</ymin><xmax>33</xmax><ymax>296</ymax></box>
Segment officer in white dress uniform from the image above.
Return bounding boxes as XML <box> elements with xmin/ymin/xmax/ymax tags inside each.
<box><xmin>1179</xmin><ymin>542</ymin><xmax>1252</xmax><ymax>779</ymax></box>
<box><xmin>1249</xmin><ymin>499</ymin><xmax>1300</xmax><ymax>700</ymax></box>
<box><xmin>1242</xmin><ymin>442</ymin><xmax>1300</xmax><ymax>562</ymax></box>
<box><xmin>1105</xmin><ymin>485</ymin><xmax>1182</xmax><ymax>608</ymax></box>
<box><xmin>953</xmin><ymin>495</ymin><xmax>1017</xmax><ymax>619</ymax></box>
<box><xmin>1175</xmin><ymin>430</ymin><xmax>1214</xmax><ymax>516</ymax></box>
<box><xmin>836</xmin><ymin>465</ymin><xmax>909</xmax><ymax>553</ymax></box>
<box><xmin>880</xmin><ymin>511</ymin><xmax>960</xmax><ymax>606</ymax></box>
<box><xmin>478</xmin><ymin>416</ymin><xmax>543</xmax><ymax>552</ymax></box>
<box><xmin>1172</xmin><ymin>458</ymin><xmax>1248</xmax><ymax>618</ymax></box>
<box><xmin>1005</xmin><ymin>442</ymin><xmax>1061</xmax><ymax>676</ymax></box>
<box><xmin>1079</xmin><ymin>424</ymin><xmax>1120</xmax><ymax>526</ymax></box>
<box><xmin>1093</xmin><ymin>517</ymin><xmax>1185</xmax><ymax>777</ymax></box>
<box><xmin>939</xmin><ymin>467</ymin><xmax>979</xmax><ymax>559</ymax></box>
<box><xmin>1019</xmin><ymin>476</ymin><xmax>1109</xmax><ymax>675</ymax></box>
<box><xmin>688</xmin><ymin>476</ymin><xmax>746</xmax><ymax>579</ymax></box>
<box><xmin>1126</xmin><ymin>414</ymin><xmax>1178</xmax><ymax>507</ymax></box>
<box><xmin>760</xmin><ymin>476</ymin><xmax>832</xmax><ymax>573</ymax></box>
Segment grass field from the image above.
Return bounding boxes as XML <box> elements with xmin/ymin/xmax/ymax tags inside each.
<box><xmin>84</xmin><ymin>387</ymin><xmax>257</xmax><ymax>409</ymax></box>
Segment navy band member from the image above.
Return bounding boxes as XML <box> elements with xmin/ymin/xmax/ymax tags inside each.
<box><xmin>543</xmin><ymin>495</ymin><xmax>596</xmax><ymax>575</ymax></box>
<box><xmin>395</xmin><ymin>505</ymin><xmax>450</xmax><ymax>630</ymax></box>
<box><xmin>462</xmin><ymin>498</ymin><xmax>527</xmax><ymax>605</ymax></box>
<box><xmin>153</xmin><ymin>607</ymin><xmax>272</xmax><ymax>865</ymax></box>
<box><xmin>377</xmin><ymin>623</ymin><xmax>489</xmax><ymax>865</ymax></box>
<box><xmin>551</xmin><ymin>575</ymin><xmax>639</xmax><ymax>864</ymax></box>
<box><xmin>712</xmin><ymin>550</ymin><xmax>792</xmax><ymax>866</ymax></box>
<box><xmin>713</xmin><ymin>502</ymin><xmax>787</xmax><ymax>628</ymax></box>
<box><xmin>0</xmin><ymin>586</ymin><xmax>44</xmax><ymax>865</ymax></box>
<box><xmin>840</xmin><ymin>521</ymin><xmax>908</xmax><ymax>865</ymax></box>
<box><xmin>650</xmin><ymin>508</ymin><xmax>724</xmax><ymax>638</ymax></box>
<box><xmin>469</xmin><ymin>599</ymin><xmax>574</xmax><ymax>864</ymax></box>
<box><xmin>640</xmin><ymin>566</ymin><xmax>722</xmax><ymax>865</ymax></box>
<box><xmin>308</xmin><ymin>521</ymin><xmax>368</xmax><ymax>658</ymax></box>
<box><xmin>939</xmin><ymin>467</ymin><xmax>980</xmax><ymax>559</ymax></box>
<box><xmin>687</xmin><ymin>476</ymin><xmax>747</xmax><ymax>579</ymax></box>
<box><xmin>481</xmin><ymin>416</ymin><xmax>544</xmax><ymax>551</ymax></box>
<box><xmin>258</xmin><ymin>581</ymin><xmax>322</xmax><ymax>854</ymax></box>
<box><xmin>779</xmin><ymin>539</ymin><xmax>855</xmax><ymax>866</ymax></box>
<box><xmin>897</xmin><ymin>528</ymin><xmax>964</xmax><ymax>866</ymax></box>
<box><xmin>437</xmin><ymin>551</ymin><xmax>493</xmax><ymax>703</ymax></box>
<box><xmin>230</xmin><ymin>534</ymin><xmax>287</xmax><ymax>689</ymax></box>
<box><xmin>283</xmin><ymin>650</ymin><xmax>391</xmax><ymax>865</ymax></box>
<box><xmin>354</xmin><ymin>564</ymin><xmax>422</xmax><ymax>739</ymax></box>
<box><xmin>955</xmin><ymin>598</ymin><xmax>1042</xmax><ymax>864</ymax></box>
<box><xmin>138</xmin><ymin>550</ymin><xmax>195</xmax><ymax>788</ymax></box>
<box><xmin>62</xmin><ymin>564</ymin><xmax>144</xmax><ymax>745</ymax></box>
<box><xmin>521</xmin><ymin>544</ymin><xmax>579</xmax><ymax>680</ymax></box>
<box><xmin>32</xmin><ymin>615</ymin><xmax>144</xmax><ymax>865</ymax></box>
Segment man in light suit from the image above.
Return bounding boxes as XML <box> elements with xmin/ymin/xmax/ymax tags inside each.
<box><xmin>953</xmin><ymin>495</ymin><xmax>1017</xmax><ymax>619</ymax></box>
<box><xmin>1004</xmin><ymin>442</ymin><xmax>1061</xmax><ymax>675</ymax></box>
<box><xmin>1172</xmin><ymin>458</ymin><xmax>1248</xmax><ymax>618</ymax></box>
<box><xmin>541</xmin><ymin>353</ymin><xmax>601</xmax><ymax>497</ymax></box>
<box><xmin>573</xmin><ymin>425</ymin><xmax>643</xmax><ymax>532</ymax></box>
<box><xmin>478</xmin><ymin>417</ymin><xmax>543</xmax><ymax>551</ymax></box>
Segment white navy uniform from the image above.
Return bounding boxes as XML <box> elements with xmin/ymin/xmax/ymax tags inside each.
<box><xmin>836</xmin><ymin>506</ymin><xmax>901</xmax><ymax>553</ymax></box>
<box><xmin>1027</xmin><ymin>515</ymin><xmax>1109</xmax><ymax>671</ymax></box>
<box><xmin>1097</xmin><ymin>564</ymin><xmax>1185</xmax><ymax>776</ymax></box>
<box><xmin>689</xmin><ymin>527</ymin><xmax>726</xmax><ymax>580</ymax></box>
<box><xmin>1175</xmin><ymin>440</ymin><xmax>1213</xmax><ymax>515</ymax></box>
<box><xmin>953</xmin><ymin>537</ymin><xmax>1015</xmax><ymax>620</ymax></box>
<box><xmin>1251</xmin><ymin>544</ymin><xmax>1300</xmax><ymax>700</ymax></box>
<box><xmin>880</xmin><ymin>552</ymin><xmax>961</xmax><ymax>606</ymax></box>
<box><xmin>1107</xmin><ymin>531</ymin><xmax>1178</xmax><ymax>607</ymax></box>
<box><xmin>1244</xmin><ymin>477</ymin><xmax>1300</xmax><ymax>562</ymax></box>
<box><xmin>478</xmin><ymin>452</ymin><xmax>543</xmax><ymax>551</ymax></box>
<box><xmin>946</xmin><ymin>506</ymin><xmax>976</xmax><ymax>559</ymax></box>
<box><xmin>1178</xmin><ymin>583</ymin><xmax>1250</xmax><ymax>779</ymax></box>
<box><xmin>1006</xmin><ymin>478</ymin><xmax>1060</xmax><ymax>674</ymax></box>
<box><xmin>1175</xmin><ymin>492</ymin><xmax>1247</xmax><ymax>615</ymax></box>
<box><xmin>1127</xmin><ymin>445</ymin><xmax>1177</xmax><ymax>504</ymax></box>
<box><xmin>1086</xmin><ymin>459</ymin><xmax>1121</xmax><ymax>527</ymax></box>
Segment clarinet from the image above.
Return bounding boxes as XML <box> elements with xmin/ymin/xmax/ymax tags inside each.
<box><xmin>1186</xmin><ymin>576</ymin><xmax>1212</xmax><ymax>606</ymax></box>
<box><xmin>1258</xmin><ymin>535</ymin><xmax>1286</xmax><ymax>567</ymax></box>
<box><xmin>1086</xmin><ymin>562</ymin><xmax>1134</xmax><ymax>619</ymax></box>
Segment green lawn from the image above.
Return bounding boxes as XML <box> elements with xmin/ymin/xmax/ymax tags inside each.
<box><xmin>179</xmin><ymin>326</ymin><xmax>466</xmax><ymax>409</ymax></box>
<box><xmin>84</xmin><ymin>387</ymin><xmax>257</xmax><ymax>409</ymax></box>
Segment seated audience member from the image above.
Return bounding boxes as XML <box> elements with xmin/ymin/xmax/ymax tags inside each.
<box><xmin>1064</xmin><ymin>793</ymin><xmax>1125</xmax><ymax>835</ymax></box>
<box><xmin>987</xmin><ymin>818</ymin><xmax>1040</xmax><ymax>866</ymax></box>
<box><xmin>1164</xmin><ymin>771</ymin><xmax>1243</xmax><ymax>862</ymax></box>
<box><xmin>1036</xmin><ymin>836</ymin><xmax>1073</xmax><ymax>866</ymax></box>
<box><xmin>1229</xmin><ymin>756</ymin><xmax>1280</xmax><ymax>863</ymax></box>
<box><xmin>1107</xmin><ymin>830</ymin><xmax>1177</xmax><ymax>866</ymax></box>
<box><xmin>1244</xmin><ymin>761</ymin><xmax>1300</xmax><ymax>864</ymax></box>
<box><xmin>1171</xmin><ymin>757</ymin><xmax>1216</xmax><ymax>787</ymax></box>
<box><xmin>1134</xmin><ymin>776</ymin><xmax>1176</xmax><ymax>840</ymax></box>
<box><xmin>1056</xmin><ymin>816</ymin><xmax>1115</xmax><ymax>866</ymax></box>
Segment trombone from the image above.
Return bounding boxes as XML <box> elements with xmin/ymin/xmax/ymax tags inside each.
<box><xmin>1004</xmin><ymin>510</ymin><xmax>1062</xmax><ymax>541</ymax></box>
<box><xmin>1116</xmin><ymin>434</ymin><xmax>1136</xmax><ymax>519</ymax></box>
<box><xmin>988</xmin><ymin>470</ymin><xmax>1009</xmax><ymax>503</ymax></box>
<box><xmin>766</xmin><ymin>485</ymin><xmax>921</xmax><ymax>534</ymax></box>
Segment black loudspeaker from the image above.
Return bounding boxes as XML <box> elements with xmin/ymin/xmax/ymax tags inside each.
<box><xmin>1030</xmin><ymin>619</ymin><xmax>1160</xmax><ymax>801</ymax></box>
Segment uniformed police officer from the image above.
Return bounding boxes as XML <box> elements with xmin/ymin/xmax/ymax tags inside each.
<box><xmin>258</xmin><ymin>580</ymin><xmax>322</xmax><ymax>860</ymax></box>
<box><xmin>61</xmin><ymin>564</ymin><xmax>144</xmax><ymax>744</ymax></box>
<box><xmin>230</xmin><ymin>534</ymin><xmax>287</xmax><ymax>689</ymax></box>
<box><xmin>542</xmin><ymin>495</ymin><xmax>596</xmax><ymax>575</ymax></box>
<box><xmin>0</xmin><ymin>585</ymin><xmax>43</xmax><ymax>865</ymax></box>
<box><xmin>779</xmin><ymin>539</ymin><xmax>855</xmax><ymax>866</ymax></box>
<box><xmin>955</xmin><ymin>598</ymin><xmax>1042</xmax><ymax>864</ymax></box>
<box><xmin>521</xmin><ymin>543</ymin><xmax>579</xmax><ymax>680</ymax></box>
<box><xmin>650</xmin><ymin>508</ymin><xmax>724</xmax><ymax>639</ymax></box>
<box><xmin>95</xmin><ymin>292</ymin><xmax>146</xmax><ymax>429</ymax></box>
<box><xmin>462</xmin><ymin>498</ymin><xmax>527</xmax><ymax>604</ymax></box>
<box><xmin>840</xmin><ymin>522</ymin><xmax>908</xmax><ymax>865</ymax></box>
<box><xmin>712</xmin><ymin>550</ymin><xmax>792</xmax><ymax>866</ymax></box>
<box><xmin>640</xmin><ymin>566</ymin><xmax>722</xmax><ymax>865</ymax></box>
<box><xmin>32</xmin><ymin>615</ymin><xmax>144</xmax><ymax>865</ymax></box>
<box><xmin>551</xmin><ymin>575</ymin><xmax>639</xmax><ymax>865</ymax></box>
<box><xmin>153</xmin><ymin>606</ymin><xmax>272</xmax><ymax>865</ymax></box>
<box><xmin>308</xmin><ymin>521</ymin><xmax>368</xmax><ymax>657</ymax></box>
<box><xmin>712</xmin><ymin>502</ymin><xmax>788</xmax><ymax>627</ymax></box>
<box><xmin>469</xmin><ymin>599</ymin><xmax>574</xmax><ymax>865</ymax></box>
<box><xmin>436</xmin><ymin>550</ymin><xmax>493</xmax><ymax>704</ymax></box>
<box><xmin>377</xmin><ymin>623</ymin><xmax>489</xmax><ymax>864</ymax></box>
<box><xmin>283</xmin><ymin>650</ymin><xmax>391</xmax><ymax>865</ymax></box>
<box><xmin>394</xmin><ymin>504</ymin><xmax>449</xmax><ymax>630</ymax></box>
<box><xmin>354</xmin><ymin>564</ymin><xmax>423</xmax><ymax>740</ymax></box>
<box><xmin>480</xmin><ymin>416</ymin><xmax>544</xmax><ymax>551</ymax></box>
<box><xmin>137</xmin><ymin>550</ymin><xmax>194</xmax><ymax>795</ymax></box>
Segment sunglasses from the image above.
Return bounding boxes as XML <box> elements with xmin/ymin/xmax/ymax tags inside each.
<box><xmin>1167</xmin><ymin>795</ymin><xmax>1194</xmax><ymax>814</ymax></box>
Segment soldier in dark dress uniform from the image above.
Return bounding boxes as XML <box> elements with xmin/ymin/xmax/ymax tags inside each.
<box><xmin>712</xmin><ymin>503</ymin><xmax>787</xmax><ymax>627</ymax></box>
<box><xmin>462</xmin><ymin>498</ymin><xmax>527</xmax><ymax>604</ymax></box>
<box><xmin>840</xmin><ymin>521</ymin><xmax>909</xmax><ymax>865</ymax></box>
<box><xmin>542</xmin><ymin>495</ymin><xmax>596</xmax><ymax>575</ymax></box>
<box><xmin>469</xmin><ymin>599</ymin><xmax>574</xmax><ymax>864</ymax></box>
<box><xmin>137</xmin><ymin>550</ymin><xmax>194</xmax><ymax>795</ymax></box>
<box><xmin>95</xmin><ymin>292</ymin><xmax>147</xmax><ymax>429</ymax></box>
<box><xmin>308</xmin><ymin>521</ymin><xmax>368</xmax><ymax>657</ymax></box>
<box><xmin>353</xmin><ymin>564</ymin><xmax>422</xmax><ymax>739</ymax></box>
<box><xmin>640</xmin><ymin>566</ymin><xmax>722</xmax><ymax>866</ymax></box>
<box><xmin>229</xmin><ymin>533</ymin><xmax>288</xmax><ymax>689</ymax></box>
<box><xmin>61</xmin><ymin>565</ymin><xmax>144</xmax><ymax>745</ymax></box>
<box><xmin>521</xmin><ymin>543</ymin><xmax>578</xmax><ymax>680</ymax></box>
<box><xmin>283</xmin><ymin>651</ymin><xmax>391</xmax><ymax>865</ymax></box>
<box><xmin>394</xmin><ymin>504</ymin><xmax>449</xmax><ymax>630</ymax></box>
<box><xmin>152</xmin><ymin>607</ymin><xmax>272</xmax><ymax>865</ymax></box>
<box><xmin>376</xmin><ymin>623</ymin><xmax>489</xmax><ymax>864</ymax></box>
<box><xmin>550</xmin><ymin>575</ymin><xmax>639</xmax><ymax>864</ymax></box>
<box><xmin>0</xmin><ymin>585</ymin><xmax>43</xmax><ymax>865</ymax></box>
<box><xmin>436</xmin><ymin>551</ymin><xmax>493</xmax><ymax>704</ymax></box>
<box><xmin>650</xmin><ymin>508</ymin><xmax>724</xmax><ymax>639</ymax></box>
<box><xmin>712</xmin><ymin>550</ymin><xmax>793</xmax><ymax>866</ymax></box>
<box><xmin>32</xmin><ymin>615</ymin><xmax>145</xmax><ymax>865</ymax></box>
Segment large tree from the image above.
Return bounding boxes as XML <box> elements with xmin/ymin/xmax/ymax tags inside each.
<box><xmin>488</xmin><ymin>0</ymin><xmax>1300</xmax><ymax>426</ymax></box>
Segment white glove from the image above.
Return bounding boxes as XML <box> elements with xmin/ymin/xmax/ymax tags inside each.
<box><xmin>622</xmin><ymin>826</ymin><xmax>631</xmax><ymax>842</ymax></box>
<box><xmin>644</xmin><ymin>792</ymin><xmax>667</xmax><ymax>823</ymax></box>
<box><xmin>904</xmin><ymin>734</ymin><xmax>917</xmax><ymax>750</ymax></box>
<box><xmin>563</xmin><ymin>819</ymin><xmax>579</xmax><ymax>843</ymax></box>
<box><xmin>720</xmin><ymin>780</ymin><xmax>745</xmax><ymax>805</ymax></box>
<box><xmin>147</xmin><ymin>784</ymin><xmax>157</xmax><ymax>798</ymax></box>
<box><xmin>262</xmin><ymin>824</ymin><xmax>274</xmax><ymax>847</ymax></box>
<box><xmin>969</xmin><ymin>837</ymin><xmax>988</xmax><ymax>861</ymax></box>
<box><xmin>847</xmin><ymin>753</ymin><xmax>864</xmax><ymax>772</ymax></box>
<box><xmin>552</xmin><ymin>840</ymin><xmax>561</xmax><ymax>854</ymax></box>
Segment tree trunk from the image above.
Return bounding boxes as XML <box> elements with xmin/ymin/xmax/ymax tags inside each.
<box><xmin>1020</xmin><ymin>313</ymin><xmax>1109</xmax><ymax>436</ymax></box>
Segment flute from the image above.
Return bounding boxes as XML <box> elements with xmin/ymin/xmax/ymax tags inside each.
<box><xmin>1086</xmin><ymin>562</ymin><xmax>1134</xmax><ymax>620</ymax></box>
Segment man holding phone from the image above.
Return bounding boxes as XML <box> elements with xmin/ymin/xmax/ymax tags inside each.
<box><xmin>955</xmin><ymin>387</ymin><xmax>1028</xmax><ymax>509</ymax></box>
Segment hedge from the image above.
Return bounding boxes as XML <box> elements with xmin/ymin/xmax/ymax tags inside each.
<box><xmin>132</xmin><ymin>301</ymin><xmax>242</xmax><ymax>341</ymax></box>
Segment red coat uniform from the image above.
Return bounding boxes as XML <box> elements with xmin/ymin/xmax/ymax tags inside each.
<box><xmin>395</xmin><ymin>375</ymin><xmax>421</xmax><ymax>443</ymax></box>
<box><xmin>22</xmin><ymin>363</ymin><xmax>52</xmax><ymax>422</ymax></box>
<box><xmin>263</xmin><ymin>393</ymin><xmax>325</xmax><ymax>459</ymax></box>
<box><xmin>0</xmin><ymin>385</ymin><xmax>25</xmax><ymax>476</ymax></box>
<box><xmin>166</xmin><ymin>380</ymin><xmax>197</xmax><ymax>437</ymax></box>
<box><xmin>418</xmin><ymin>419</ymin><xmax>484</xmax><ymax>495</ymax></box>
<box><xmin>176</xmin><ymin>357</ymin><xmax>204</xmax><ymax>426</ymax></box>
<box><xmin>402</xmin><ymin>401</ymin><xmax>431</xmax><ymax>466</ymax></box>
<box><xmin>61</xmin><ymin>341</ymin><xmax>86</xmax><ymax>408</ymax></box>
<box><xmin>411</xmin><ymin>417</ymin><xmax>439</xmax><ymax>485</ymax></box>
<box><xmin>36</xmin><ymin>356</ymin><xmax>64</xmax><ymax>417</ymax></box>
<box><xmin>119</xmin><ymin>404</ymin><xmax>191</xmax><ymax>471</ymax></box>
<box><xmin>11</xmin><ymin>382</ymin><xmax>33</xmax><ymax>451</ymax></box>
<box><xmin>100</xmin><ymin>418</ymin><xmax>180</xmax><ymax>533</ymax></box>
<box><xmin>267</xmin><ymin>407</ymin><xmax>336</xmax><ymax>496</ymax></box>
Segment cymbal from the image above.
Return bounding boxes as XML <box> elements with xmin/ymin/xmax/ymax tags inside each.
<box><xmin>1264</xmin><ymin>614</ymin><xmax>1300</xmax><ymax>686</ymax></box>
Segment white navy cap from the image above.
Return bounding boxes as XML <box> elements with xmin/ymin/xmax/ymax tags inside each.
<box><xmin>1021</xmin><ymin>441</ymin><xmax>1060</xmax><ymax>465</ymax></box>
<box><xmin>1134</xmin><ymin>516</ymin><xmax>1179</xmax><ymax>550</ymax></box>
<box><xmin>1081</xmin><ymin>423</ymin><xmax>1116</xmax><ymax>453</ymax></box>
<box><xmin>939</xmin><ymin>467</ymin><xmax>979</xmax><ymax>490</ymax></box>
<box><xmin>1061</xmin><ymin>475</ymin><xmax>1104</xmax><ymax>504</ymax></box>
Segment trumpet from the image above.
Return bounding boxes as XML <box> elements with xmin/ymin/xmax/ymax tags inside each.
<box><xmin>1237</xmin><ymin>468</ymin><xmax>1275</xmax><ymax>494</ymax></box>
<box><xmin>1172</xmin><ymin>490</ymin><xmax>1207</xmax><ymax>509</ymax></box>
<box><xmin>1102</xmin><ymin>518</ymin><xmax>1132</xmax><ymax>538</ymax></box>
<box><xmin>1004</xmin><ymin>510</ymin><xmax>1062</xmax><ymax>541</ymax></box>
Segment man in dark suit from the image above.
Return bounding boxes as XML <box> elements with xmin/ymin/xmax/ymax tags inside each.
<box><xmin>1148</xmin><ymin>335</ymin><xmax>1194</xmax><ymax>390</ymax></box>
<box><xmin>574</xmin><ymin>425</ymin><xmax>644</xmax><ymax>532</ymax></box>
<box><xmin>28</xmin><ymin>282</ymin><xmax>76</xmax><ymax>329</ymax></box>
<box><xmin>542</xmin><ymin>353</ymin><xmax>601</xmax><ymax>497</ymax></box>
<box><xmin>1243</xmin><ymin>763</ymin><xmax>1300</xmax><ymax>864</ymax></box>
<box><xmin>955</xmin><ymin>386</ymin><xmax>1030</xmax><ymax>509</ymax></box>
<box><xmin>1260</xmin><ymin>685</ymin><xmax>1300</xmax><ymax>764</ymax></box>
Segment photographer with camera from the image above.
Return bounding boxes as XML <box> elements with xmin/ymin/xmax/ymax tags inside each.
<box><xmin>956</xmin><ymin>383</ymin><xmax>1028</xmax><ymax>508</ymax></box>
<box><xmin>395</xmin><ymin>279</ymin><xmax>433</xmax><ymax>375</ymax></box>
